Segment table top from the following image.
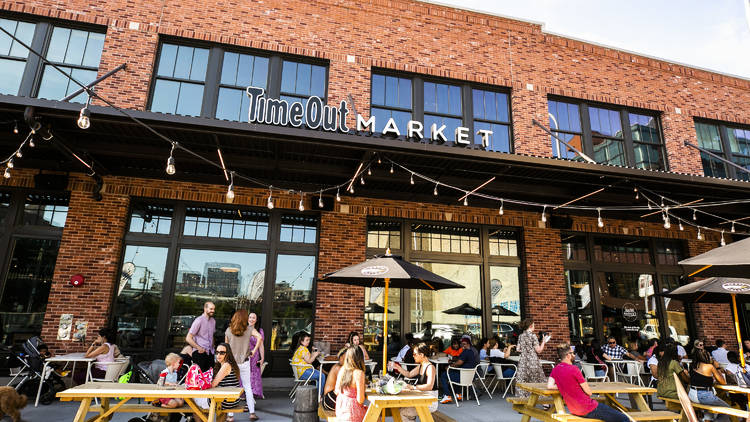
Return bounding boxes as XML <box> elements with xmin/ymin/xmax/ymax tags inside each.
<box><xmin>716</xmin><ymin>384</ymin><xmax>750</xmax><ymax>394</ymax></box>
<box><xmin>518</xmin><ymin>381</ymin><xmax>656</xmax><ymax>396</ymax></box>
<box><xmin>429</xmin><ymin>357</ymin><xmax>449</xmax><ymax>364</ymax></box>
<box><xmin>57</xmin><ymin>382</ymin><xmax>243</xmax><ymax>399</ymax></box>
<box><xmin>46</xmin><ymin>353</ymin><xmax>96</xmax><ymax>363</ymax></box>
<box><xmin>366</xmin><ymin>389</ymin><xmax>438</xmax><ymax>404</ymax></box>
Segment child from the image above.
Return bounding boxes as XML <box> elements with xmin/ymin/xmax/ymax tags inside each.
<box><xmin>158</xmin><ymin>353</ymin><xmax>185</xmax><ymax>408</ymax></box>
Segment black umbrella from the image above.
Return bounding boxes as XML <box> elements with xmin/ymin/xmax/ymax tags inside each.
<box><xmin>319</xmin><ymin>251</ymin><xmax>464</xmax><ymax>374</ymax></box>
<box><xmin>661</xmin><ymin>277</ymin><xmax>750</xmax><ymax>367</ymax></box>
<box><xmin>364</xmin><ymin>303</ymin><xmax>393</xmax><ymax>314</ymax></box>
<box><xmin>678</xmin><ymin>236</ymin><xmax>750</xmax><ymax>278</ymax></box>
<box><xmin>442</xmin><ymin>303</ymin><xmax>482</xmax><ymax>316</ymax></box>
<box><xmin>491</xmin><ymin>305</ymin><xmax>519</xmax><ymax>317</ymax></box>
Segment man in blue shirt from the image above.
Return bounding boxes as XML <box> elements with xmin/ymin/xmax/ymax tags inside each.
<box><xmin>440</xmin><ymin>337</ymin><xmax>478</xmax><ymax>404</ymax></box>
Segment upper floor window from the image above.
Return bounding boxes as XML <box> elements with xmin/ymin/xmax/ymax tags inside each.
<box><xmin>0</xmin><ymin>17</ymin><xmax>104</xmax><ymax>101</ymax></box>
<box><xmin>370</xmin><ymin>71</ymin><xmax>513</xmax><ymax>153</ymax></box>
<box><xmin>548</xmin><ymin>98</ymin><xmax>666</xmax><ymax>170</ymax></box>
<box><xmin>695</xmin><ymin>121</ymin><xmax>750</xmax><ymax>181</ymax></box>
<box><xmin>149</xmin><ymin>40</ymin><xmax>328</xmax><ymax>121</ymax></box>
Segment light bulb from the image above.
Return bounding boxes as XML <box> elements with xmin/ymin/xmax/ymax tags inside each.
<box><xmin>731</xmin><ymin>222</ymin><xmax>736</xmax><ymax>233</ymax></box>
<box><xmin>267</xmin><ymin>193</ymin><xmax>274</xmax><ymax>210</ymax></box>
<box><xmin>225</xmin><ymin>184</ymin><xmax>234</xmax><ymax>203</ymax></box>
<box><xmin>679</xmin><ymin>222</ymin><xmax>684</xmax><ymax>231</ymax></box>
<box><xmin>660</xmin><ymin>197</ymin><xmax>664</xmax><ymax>207</ymax></box>
<box><xmin>541</xmin><ymin>206</ymin><xmax>547</xmax><ymax>223</ymax></box>
<box><xmin>6</xmin><ymin>159</ymin><xmax>13</xmax><ymax>169</ymax></box>
<box><xmin>3</xmin><ymin>168</ymin><xmax>10</xmax><ymax>179</ymax></box>
<box><xmin>360</xmin><ymin>176</ymin><xmax>365</xmax><ymax>185</ymax></box>
<box><xmin>463</xmin><ymin>197</ymin><xmax>468</xmax><ymax>206</ymax></box>
<box><xmin>664</xmin><ymin>218</ymin><xmax>671</xmax><ymax>230</ymax></box>
<box><xmin>348</xmin><ymin>185</ymin><xmax>354</xmax><ymax>194</ymax></box>
<box><xmin>336</xmin><ymin>188</ymin><xmax>341</xmax><ymax>202</ymax></box>
<box><xmin>390</xmin><ymin>164</ymin><xmax>394</xmax><ymax>174</ymax></box>
<box><xmin>318</xmin><ymin>195</ymin><xmax>324</xmax><ymax>208</ymax></box>
<box><xmin>410</xmin><ymin>173</ymin><xmax>414</xmax><ymax>185</ymax></box>
<box><xmin>647</xmin><ymin>203</ymin><xmax>652</xmax><ymax>210</ymax></box>
<box><xmin>499</xmin><ymin>199</ymin><xmax>504</xmax><ymax>215</ymax></box>
<box><xmin>433</xmin><ymin>184</ymin><xmax>438</xmax><ymax>196</ymax></box>
<box><xmin>77</xmin><ymin>107</ymin><xmax>91</xmax><ymax>129</ymax></box>
<box><xmin>635</xmin><ymin>191</ymin><xmax>639</xmax><ymax>200</ymax></box>
<box><xmin>13</xmin><ymin>121</ymin><xmax>18</xmax><ymax>134</ymax></box>
<box><xmin>367</xmin><ymin>168</ymin><xmax>372</xmax><ymax>176</ymax></box>
<box><xmin>720</xmin><ymin>231</ymin><xmax>726</xmax><ymax>246</ymax></box>
<box><xmin>377</xmin><ymin>157</ymin><xmax>381</xmax><ymax>164</ymax></box>
<box><xmin>693</xmin><ymin>209</ymin><xmax>697</xmax><ymax>221</ymax></box>
<box><xmin>15</xmin><ymin>150</ymin><xmax>22</xmax><ymax>158</ymax></box>
<box><xmin>29</xmin><ymin>137</ymin><xmax>35</xmax><ymax>148</ymax></box>
<box><xmin>298</xmin><ymin>197</ymin><xmax>305</xmax><ymax>212</ymax></box>
<box><xmin>166</xmin><ymin>156</ymin><xmax>176</xmax><ymax>175</ymax></box>
<box><xmin>597</xmin><ymin>208</ymin><xmax>603</xmax><ymax>228</ymax></box>
<box><xmin>697</xmin><ymin>227</ymin><xmax>702</xmax><ymax>240</ymax></box>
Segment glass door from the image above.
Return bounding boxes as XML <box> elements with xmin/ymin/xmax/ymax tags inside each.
<box><xmin>597</xmin><ymin>271</ymin><xmax>658</xmax><ymax>349</ymax></box>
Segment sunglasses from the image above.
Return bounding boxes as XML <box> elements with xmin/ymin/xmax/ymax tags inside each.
<box><xmin>216</xmin><ymin>351</ymin><xmax>227</xmax><ymax>355</ymax></box>
<box><xmin>608</xmin><ymin>341</ymin><xmax>616</xmax><ymax>344</ymax></box>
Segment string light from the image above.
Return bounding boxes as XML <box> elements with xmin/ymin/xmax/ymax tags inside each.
<box><xmin>679</xmin><ymin>221</ymin><xmax>684</xmax><ymax>231</ymax></box>
<box><xmin>634</xmin><ymin>187</ymin><xmax>639</xmax><ymax>200</ymax></box>
<box><xmin>348</xmin><ymin>185</ymin><xmax>354</xmax><ymax>194</ymax></box>
<box><xmin>360</xmin><ymin>176</ymin><xmax>365</xmax><ymax>185</ymax></box>
<box><xmin>693</xmin><ymin>209</ymin><xmax>697</xmax><ymax>221</ymax></box>
<box><xmin>266</xmin><ymin>188</ymin><xmax>274</xmax><ymax>210</ymax></box>
<box><xmin>298</xmin><ymin>193</ymin><xmax>305</xmax><ymax>212</ymax></box>
<box><xmin>410</xmin><ymin>173</ymin><xmax>414</xmax><ymax>185</ymax></box>
<box><xmin>541</xmin><ymin>205</ymin><xmax>547</xmax><ymax>223</ymax></box>
<box><xmin>499</xmin><ymin>199</ymin><xmax>504</xmax><ymax>215</ymax></box>
<box><xmin>720</xmin><ymin>230</ymin><xmax>726</xmax><ymax>246</ymax></box>
<box><xmin>13</xmin><ymin>121</ymin><xmax>18</xmax><ymax>134</ymax></box>
<box><xmin>225</xmin><ymin>173</ymin><xmax>235</xmax><ymax>203</ymax></box>
<box><xmin>697</xmin><ymin>227</ymin><xmax>703</xmax><ymax>240</ymax></box>
<box><xmin>77</xmin><ymin>95</ymin><xmax>92</xmax><ymax>129</ymax></box>
<box><xmin>433</xmin><ymin>183</ymin><xmax>438</xmax><ymax>196</ymax></box>
<box><xmin>660</xmin><ymin>196</ymin><xmax>664</xmax><ymax>207</ymax></box>
<box><xmin>663</xmin><ymin>213</ymin><xmax>671</xmax><ymax>230</ymax></box>
<box><xmin>597</xmin><ymin>208</ymin><xmax>604</xmax><ymax>228</ymax></box>
<box><xmin>336</xmin><ymin>188</ymin><xmax>341</xmax><ymax>202</ymax></box>
<box><xmin>390</xmin><ymin>163</ymin><xmax>394</xmax><ymax>174</ymax></box>
<box><xmin>367</xmin><ymin>167</ymin><xmax>372</xmax><ymax>176</ymax></box>
<box><xmin>28</xmin><ymin>136</ymin><xmax>35</xmax><ymax>148</ymax></box>
<box><xmin>463</xmin><ymin>196</ymin><xmax>468</xmax><ymax>206</ymax></box>
<box><xmin>6</xmin><ymin>159</ymin><xmax>13</xmax><ymax>169</ymax></box>
<box><xmin>377</xmin><ymin>156</ymin><xmax>381</xmax><ymax>164</ymax></box>
<box><xmin>3</xmin><ymin>168</ymin><xmax>9</xmax><ymax>179</ymax></box>
<box><xmin>318</xmin><ymin>191</ymin><xmax>324</xmax><ymax>208</ymax></box>
<box><xmin>731</xmin><ymin>222</ymin><xmax>736</xmax><ymax>233</ymax></box>
<box><xmin>166</xmin><ymin>143</ymin><xmax>176</xmax><ymax>175</ymax></box>
<box><xmin>15</xmin><ymin>150</ymin><xmax>22</xmax><ymax>158</ymax></box>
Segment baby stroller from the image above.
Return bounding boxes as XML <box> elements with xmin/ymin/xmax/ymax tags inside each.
<box><xmin>7</xmin><ymin>337</ymin><xmax>65</xmax><ymax>404</ymax></box>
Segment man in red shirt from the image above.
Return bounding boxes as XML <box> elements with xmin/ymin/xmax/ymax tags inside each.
<box><xmin>548</xmin><ymin>343</ymin><xmax>628</xmax><ymax>422</ymax></box>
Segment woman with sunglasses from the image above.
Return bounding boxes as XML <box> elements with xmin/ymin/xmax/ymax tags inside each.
<box><xmin>198</xmin><ymin>343</ymin><xmax>243</xmax><ymax>422</ymax></box>
<box><xmin>390</xmin><ymin>342</ymin><xmax>438</xmax><ymax>421</ymax></box>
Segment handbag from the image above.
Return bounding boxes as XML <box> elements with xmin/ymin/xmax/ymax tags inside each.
<box><xmin>185</xmin><ymin>364</ymin><xmax>213</xmax><ymax>390</ymax></box>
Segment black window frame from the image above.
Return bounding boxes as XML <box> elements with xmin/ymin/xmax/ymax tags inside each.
<box><xmin>548</xmin><ymin>96</ymin><xmax>669</xmax><ymax>170</ymax></box>
<box><xmin>694</xmin><ymin>119</ymin><xmax>750</xmax><ymax>181</ymax></box>
<box><xmin>148</xmin><ymin>37</ymin><xmax>329</xmax><ymax>120</ymax></box>
<box><xmin>0</xmin><ymin>12</ymin><xmax>106</xmax><ymax>100</ymax></box>
<box><xmin>370</xmin><ymin>68</ymin><xmax>514</xmax><ymax>153</ymax></box>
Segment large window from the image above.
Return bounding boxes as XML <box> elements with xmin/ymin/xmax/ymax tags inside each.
<box><xmin>149</xmin><ymin>40</ymin><xmax>328</xmax><ymax>121</ymax></box>
<box><xmin>364</xmin><ymin>220</ymin><xmax>521</xmax><ymax>350</ymax></box>
<box><xmin>0</xmin><ymin>17</ymin><xmax>105</xmax><ymax>100</ymax></box>
<box><xmin>695</xmin><ymin>121</ymin><xmax>750</xmax><ymax>181</ymax></box>
<box><xmin>370</xmin><ymin>71</ymin><xmax>513</xmax><ymax>153</ymax></box>
<box><xmin>112</xmin><ymin>202</ymin><xmax>318</xmax><ymax>376</ymax></box>
<box><xmin>548</xmin><ymin>98</ymin><xmax>667</xmax><ymax>169</ymax></box>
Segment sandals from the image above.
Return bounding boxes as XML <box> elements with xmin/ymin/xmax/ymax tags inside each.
<box><xmin>249</xmin><ymin>414</ymin><xmax>259</xmax><ymax>421</ymax></box>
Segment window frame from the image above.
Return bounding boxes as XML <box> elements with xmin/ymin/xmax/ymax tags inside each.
<box><xmin>370</xmin><ymin>68</ymin><xmax>514</xmax><ymax>153</ymax></box>
<box><xmin>0</xmin><ymin>12</ymin><xmax>106</xmax><ymax>99</ymax></box>
<box><xmin>694</xmin><ymin>118</ymin><xmax>750</xmax><ymax>181</ymax></box>
<box><xmin>148</xmin><ymin>37</ymin><xmax>329</xmax><ymax>120</ymax></box>
<box><xmin>548</xmin><ymin>96</ymin><xmax>669</xmax><ymax>170</ymax></box>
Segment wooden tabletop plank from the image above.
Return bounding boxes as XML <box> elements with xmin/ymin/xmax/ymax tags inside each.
<box><xmin>716</xmin><ymin>385</ymin><xmax>750</xmax><ymax>395</ymax></box>
<box><xmin>518</xmin><ymin>382</ymin><xmax>656</xmax><ymax>396</ymax></box>
<box><xmin>57</xmin><ymin>383</ymin><xmax>242</xmax><ymax>400</ymax></box>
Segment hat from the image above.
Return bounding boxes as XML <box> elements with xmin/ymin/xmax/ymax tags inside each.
<box><xmin>460</xmin><ymin>336</ymin><xmax>471</xmax><ymax>344</ymax></box>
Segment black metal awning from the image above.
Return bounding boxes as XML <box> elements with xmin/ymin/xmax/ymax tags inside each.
<box><xmin>1</xmin><ymin>95</ymin><xmax>749</xmax><ymax>228</ymax></box>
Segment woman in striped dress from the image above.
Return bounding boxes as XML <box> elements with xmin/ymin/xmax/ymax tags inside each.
<box><xmin>212</xmin><ymin>342</ymin><xmax>243</xmax><ymax>421</ymax></box>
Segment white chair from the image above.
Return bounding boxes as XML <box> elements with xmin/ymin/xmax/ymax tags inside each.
<box><xmin>489</xmin><ymin>363</ymin><xmax>517</xmax><ymax>398</ymax></box>
<box><xmin>290</xmin><ymin>362</ymin><xmax>317</xmax><ymax>402</ymax></box>
<box><xmin>365</xmin><ymin>361</ymin><xmax>377</xmax><ymax>375</ymax></box>
<box><xmin>580</xmin><ymin>362</ymin><xmax>608</xmax><ymax>383</ymax></box>
<box><xmin>446</xmin><ymin>367</ymin><xmax>480</xmax><ymax>407</ymax></box>
<box><xmin>90</xmin><ymin>357</ymin><xmax>130</xmax><ymax>382</ymax></box>
<box><xmin>397</xmin><ymin>363</ymin><xmax>420</xmax><ymax>384</ymax></box>
<box><xmin>613</xmin><ymin>361</ymin><xmax>644</xmax><ymax>386</ymax></box>
<box><xmin>474</xmin><ymin>361</ymin><xmax>493</xmax><ymax>399</ymax></box>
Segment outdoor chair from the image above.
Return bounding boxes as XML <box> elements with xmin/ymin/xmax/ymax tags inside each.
<box><xmin>613</xmin><ymin>361</ymin><xmax>644</xmax><ymax>386</ymax></box>
<box><xmin>290</xmin><ymin>361</ymin><xmax>317</xmax><ymax>402</ymax></box>
<box><xmin>489</xmin><ymin>362</ymin><xmax>517</xmax><ymax>398</ymax></box>
<box><xmin>446</xmin><ymin>366</ymin><xmax>481</xmax><ymax>407</ymax></box>
<box><xmin>580</xmin><ymin>362</ymin><xmax>608</xmax><ymax>383</ymax></box>
<box><xmin>90</xmin><ymin>357</ymin><xmax>130</xmax><ymax>404</ymax></box>
<box><xmin>474</xmin><ymin>361</ymin><xmax>493</xmax><ymax>399</ymax></box>
<box><xmin>397</xmin><ymin>362</ymin><xmax>420</xmax><ymax>384</ymax></box>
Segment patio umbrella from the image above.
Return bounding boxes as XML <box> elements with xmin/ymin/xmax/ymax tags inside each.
<box><xmin>660</xmin><ymin>277</ymin><xmax>750</xmax><ymax>367</ymax></box>
<box><xmin>318</xmin><ymin>250</ymin><xmax>464</xmax><ymax>374</ymax></box>
<box><xmin>363</xmin><ymin>303</ymin><xmax>394</xmax><ymax>314</ymax></box>
<box><xmin>443</xmin><ymin>303</ymin><xmax>482</xmax><ymax>333</ymax></box>
<box><xmin>491</xmin><ymin>305</ymin><xmax>518</xmax><ymax>316</ymax></box>
<box><xmin>678</xmin><ymin>236</ymin><xmax>750</xmax><ymax>278</ymax></box>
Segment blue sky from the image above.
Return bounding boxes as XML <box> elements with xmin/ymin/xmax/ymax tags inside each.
<box><xmin>426</xmin><ymin>0</ymin><xmax>750</xmax><ymax>79</ymax></box>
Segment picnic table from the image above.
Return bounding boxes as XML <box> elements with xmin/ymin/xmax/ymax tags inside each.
<box><xmin>362</xmin><ymin>388</ymin><xmax>437</xmax><ymax>422</ymax></box>
<box><xmin>513</xmin><ymin>382</ymin><xmax>680</xmax><ymax>422</ymax></box>
<box><xmin>56</xmin><ymin>382</ymin><xmax>243</xmax><ymax>422</ymax></box>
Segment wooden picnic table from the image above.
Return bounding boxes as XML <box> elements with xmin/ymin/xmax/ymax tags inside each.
<box><xmin>514</xmin><ymin>382</ymin><xmax>679</xmax><ymax>422</ymax></box>
<box><xmin>362</xmin><ymin>389</ymin><xmax>437</xmax><ymax>422</ymax></box>
<box><xmin>56</xmin><ymin>382</ymin><xmax>243</xmax><ymax>422</ymax></box>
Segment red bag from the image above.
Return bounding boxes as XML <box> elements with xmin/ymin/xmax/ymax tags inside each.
<box><xmin>185</xmin><ymin>364</ymin><xmax>213</xmax><ymax>390</ymax></box>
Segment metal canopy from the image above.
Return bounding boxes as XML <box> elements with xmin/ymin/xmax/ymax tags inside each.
<box><xmin>1</xmin><ymin>96</ymin><xmax>749</xmax><ymax>227</ymax></box>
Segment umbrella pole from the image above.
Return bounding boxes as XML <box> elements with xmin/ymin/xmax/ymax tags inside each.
<box><xmin>383</xmin><ymin>278</ymin><xmax>390</xmax><ymax>376</ymax></box>
<box><xmin>732</xmin><ymin>294</ymin><xmax>746</xmax><ymax>369</ymax></box>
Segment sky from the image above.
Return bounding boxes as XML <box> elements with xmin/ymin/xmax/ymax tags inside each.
<box><xmin>426</xmin><ymin>0</ymin><xmax>750</xmax><ymax>79</ymax></box>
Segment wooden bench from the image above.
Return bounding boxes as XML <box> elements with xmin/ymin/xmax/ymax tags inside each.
<box><xmin>552</xmin><ymin>410</ymin><xmax>680</xmax><ymax>422</ymax></box>
<box><xmin>318</xmin><ymin>404</ymin><xmax>338</xmax><ymax>421</ymax></box>
<box><xmin>89</xmin><ymin>402</ymin><xmax>248</xmax><ymax>416</ymax></box>
<box><xmin>507</xmin><ymin>396</ymin><xmax>555</xmax><ymax>405</ymax></box>
<box><xmin>660</xmin><ymin>397</ymin><xmax>749</xmax><ymax>422</ymax></box>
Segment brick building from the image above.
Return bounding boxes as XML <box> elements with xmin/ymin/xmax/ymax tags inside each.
<box><xmin>0</xmin><ymin>0</ymin><xmax>748</xmax><ymax>373</ymax></box>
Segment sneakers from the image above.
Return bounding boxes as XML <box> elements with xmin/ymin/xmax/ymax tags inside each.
<box><xmin>456</xmin><ymin>394</ymin><xmax>462</xmax><ymax>401</ymax></box>
<box><xmin>440</xmin><ymin>396</ymin><xmax>453</xmax><ymax>404</ymax></box>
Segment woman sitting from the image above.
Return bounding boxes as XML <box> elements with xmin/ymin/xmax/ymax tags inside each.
<box><xmin>689</xmin><ymin>349</ymin><xmax>730</xmax><ymax>421</ymax></box>
<box><xmin>390</xmin><ymin>343</ymin><xmax>438</xmax><ymax>421</ymax></box>
<box><xmin>335</xmin><ymin>347</ymin><xmax>367</xmax><ymax>422</ymax></box>
<box><xmin>291</xmin><ymin>331</ymin><xmax>325</xmax><ymax>389</ymax></box>
<box><xmin>322</xmin><ymin>349</ymin><xmax>346</xmax><ymax>412</ymax></box>
<box><xmin>488</xmin><ymin>338</ymin><xmax>516</xmax><ymax>378</ymax></box>
<box><xmin>343</xmin><ymin>331</ymin><xmax>370</xmax><ymax>361</ymax></box>
<box><xmin>74</xmin><ymin>328</ymin><xmax>116</xmax><ymax>384</ymax></box>
<box><xmin>656</xmin><ymin>344</ymin><xmax>688</xmax><ymax>400</ymax></box>
<box><xmin>443</xmin><ymin>337</ymin><xmax>462</xmax><ymax>358</ymax></box>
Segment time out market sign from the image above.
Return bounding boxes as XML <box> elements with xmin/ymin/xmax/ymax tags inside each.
<box><xmin>245</xmin><ymin>87</ymin><xmax>495</xmax><ymax>147</ymax></box>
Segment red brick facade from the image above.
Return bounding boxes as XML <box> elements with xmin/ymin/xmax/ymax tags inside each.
<box><xmin>0</xmin><ymin>0</ymin><xmax>747</xmax><ymax>356</ymax></box>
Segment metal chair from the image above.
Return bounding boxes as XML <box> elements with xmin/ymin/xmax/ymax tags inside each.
<box><xmin>474</xmin><ymin>361</ymin><xmax>493</xmax><ymax>399</ymax></box>
<box><xmin>489</xmin><ymin>363</ymin><xmax>517</xmax><ymax>398</ymax></box>
<box><xmin>580</xmin><ymin>362</ymin><xmax>608</xmax><ymax>383</ymax></box>
<box><xmin>290</xmin><ymin>362</ymin><xmax>316</xmax><ymax>402</ymax></box>
<box><xmin>613</xmin><ymin>361</ymin><xmax>644</xmax><ymax>386</ymax></box>
<box><xmin>397</xmin><ymin>362</ymin><xmax>420</xmax><ymax>384</ymax></box>
<box><xmin>446</xmin><ymin>366</ymin><xmax>480</xmax><ymax>407</ymax></box>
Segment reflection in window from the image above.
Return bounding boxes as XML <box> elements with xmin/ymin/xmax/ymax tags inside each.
<box><xmin>564</xmin><ymin>270</ymin><xmax>593</xmax><ymax>343</ymax></box>
<box><xmin>660</xmin><ymin>275</ymin><xmax>691</xmax><ymax>347</ymax></box>
<box><xmin>129</xmin><ymin>204</ymin><xmax>173</xmax><ymax>234</ymax></box>
<box><xmin>593</xmin><ymin>238</ymin><xmax>651</xmax><ymax>264</ymax></box>
<box><xmin>561</xmin><ymin>235</ymin><xmax>587</xmax><ymax>261</ymax></box>
<box><xmin>183</xmin><ymin>207</ymin><xmax>268</xmax><ymax>240</ymax></box>
<box><xmin>271</xmin><ymin>255</ymin><xmax>316</xmax><ymax>351</ymax></box>
<box><xmin>490</xmin><ymin>266</ymin><xmax>520</xmax><ymax>343</ymax></box>
<box><xmin>728</xmin><ymin>127</ymin><xmax>750</xmax><ymax>181</ymax></box>
<box><xmin>367</xmin><ymin>221</ymin><xmax>401</xmax><ymax>250</ymax></box>
<box><xmin>364</xmin><ymin>286</ymin><xmax>400</xmax><ymax>354</ymax></box>
<box><xmin>424</xmin><ymin>81</ymin><xmax>462</xmax><ymax>142</ymax></box>
<box><xmin>36</xmin><ymin>27</ymin><xmax>104</xmax><ymax>103</ymax></box>
<box><xmin>655</xmin><ymin>241</ymin><xmax>684</xmax><ymax>266</ymax></box>
<box><xmin>371</xmin><ymin>74</ymin><xmax>412</xmax><ymax>134</ymax></box>
<box><xmin>24</xmin><ymin>193</ymin><xmax>68</xmax><ymax>227</ymax></box>
<box><xmin>695</xmin><ymin>122</ymin><xmax>727</xmax><ymax>178</ymax></box>
<box><xmin>630</xmin><ymin>113</ymin><xmax>664</xmax><ymax>170</ymax></box>
<box><xmin>0</xmin><ymin>238</ymin><xmax>60</xmax><ymax>344</ymax></box>
<box><xmin>150</xmin><ymin>44</ymin><xmax>209</xmax><ymax>116</ymax></box>
<box><xmin>280</xmin><ymin>215</ymin><xmax>317</xmax><ymax>243</ymax></box>
<box><xmin>168</xmin><ymin>249</ymin><xmax>266</xmax><ymax>349</ymax></box>
<box><xmin>281</xmin><ymin>61</ymin><xmax>326</xmax><ymax>100</ymax></box>
<box><xmin>472</xmin><ymin>89</ymin><xmax>511</xmax><ymax>152</ymax></box>
<box><xmin>112</xmin><ymin>245</ymin><xmax>168</xmax><ymax>350</ymax></box>
<box><xmin>216</xmin><ymin>52</ymin><xmax>269</xmax><ymax>122</ymax></box>
<box><xmin>411</xmin><ymin>224</ymin><xmax>479</xmax><ymax>254</ymax></box>
<box><xmin>589</xmin><ymin>106</ymin><xmax>625</xmax><ymax>166</ymax></box>
<box><xmin>0</xmin><ymin>18</ymin><xmax>35</xmax><ymax>95</ymax></box>
<box><xmin>548</xmin><ymin>100</ymin><xmax>583</xmax><ymax>160</ymax></box>
<box><xmin>598</xmin><ymin>272</ymin><xmax>658</xmax><ymax>349</ymax></box>
<box><xmin>488</xmin><ymin>229</ymin><xmax>517</xmax><ymax>256</ymax></box>
<box><xmin>411</xmin><ymin>263</ymin><xmax>481</xmax><ymax>338</ymax></box>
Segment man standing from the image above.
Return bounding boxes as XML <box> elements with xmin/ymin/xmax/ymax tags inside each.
<box><xmin>549</xmin><ymin>343</ymin><xmax>629</xmax><ymax>422</ymax></box>
<box><xmin>712</xmin><ymin>339</ymin><xmax>730</xmax><ymax>365</ymax></box>
<box><xmin>439</xmin><ymin>337</ymin><xmax>478</xmax><ymax>404</ymax></box>
<box><xmin>186</xmin><ymin>301</ymin><xmax>216</xmax><ymax>371</ymax></box>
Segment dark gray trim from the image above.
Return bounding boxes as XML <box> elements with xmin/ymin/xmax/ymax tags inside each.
<box><xmin>201</xmin><ymin>47</ymin><xmax>223</xmax><ymax>118</ymax></box>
